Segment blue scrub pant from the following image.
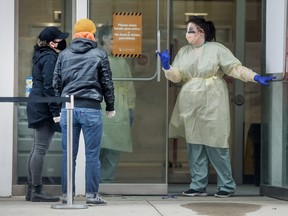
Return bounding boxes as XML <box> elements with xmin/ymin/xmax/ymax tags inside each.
<box><xmin>187</xmin><ymin>143</ymin><xmax>236</xmax><ymax>193</ymax></box>
<box><xmin>100</xmin><ymin>148</ymin><xmax>121</xmax><ymax>183</ymax></box>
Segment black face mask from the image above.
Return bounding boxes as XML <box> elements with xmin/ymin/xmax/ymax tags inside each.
<box><xmin>57</xmin><ymin>39</ymin><xmax>67</xmax><ymax>51</ymax></box>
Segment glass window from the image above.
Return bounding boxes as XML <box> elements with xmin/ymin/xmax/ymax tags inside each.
<box><xmin>243</xmin><ymin>0</ymin><xmax>262</xmax><ymax>185</ymax></box>
<box><xmin>17</xmin><ymin>0</ymin><xmax>72</xmax><ymax>185</ymax></box>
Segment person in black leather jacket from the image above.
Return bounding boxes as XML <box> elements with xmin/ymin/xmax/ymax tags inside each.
<box><xmin>26</xmin><ymin>26</ymin><xmax>69</xmax><ymax>202</ymax></box>
<box><xmin>53</xmin><ymin>18</ymin><xmax>115</xmax><ymax>205</ymax></box>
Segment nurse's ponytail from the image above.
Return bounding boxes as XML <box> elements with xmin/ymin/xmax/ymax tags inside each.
<box><xmin>206</xmin><ymin>21</ymin><xmax>216</xmax><ymax>42</ymax></box>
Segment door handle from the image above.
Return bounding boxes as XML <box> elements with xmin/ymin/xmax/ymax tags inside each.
<box><xmin>156</xmin><ymin>0</ymin><xmax>161</xmax><ymax>82</ymax></box>
<box><xmin>232</xmin><ymin>94</ymin><xmax>245</xmax><ymax>106</ymax></box>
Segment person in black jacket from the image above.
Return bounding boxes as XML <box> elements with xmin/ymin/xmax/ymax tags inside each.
<box><xmin>53</xmin><ymin>18</ymin><xmax>115</xmax><ymax>205</ymax></box>
<box><xmin>26</xmin><ymin>26</ymin><xmax>69</xmax><ymax>202</ymax></box>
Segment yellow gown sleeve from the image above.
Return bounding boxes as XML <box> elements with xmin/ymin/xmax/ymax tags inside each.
<box><xmin>162</xmin><ymin>49</ymin><xmax>184</xmax><ymax>83</ymax></box>
<box><xmin>124</xmin><ymin>62</ymin><xmax>136</xmax><ymax>110</ymax></box>
<box><xmin>163</xmin><ymin>66</ymin><xmax>182</xmax><ymax>83</ymax></box>
<box><xmin>218</xmin><ymin>43</ymin><xmax>258</xmax><ymax>82</ymax></box>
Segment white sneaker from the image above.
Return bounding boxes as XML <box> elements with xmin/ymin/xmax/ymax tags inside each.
<box><xmin>86</xmin><ymin>194</ymin><xmax>107</xmax><ymax>206</ymax></box>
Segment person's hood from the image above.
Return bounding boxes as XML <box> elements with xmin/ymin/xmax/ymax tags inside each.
<box><xmin>32</xmin><ymin>45</ymin><xmax>57</xmax><ymax>64</ymax></box>
<box><xmin>69</xmin><ymin>38</ymin><xmax>97</xmax><ymax>53</ymax></box>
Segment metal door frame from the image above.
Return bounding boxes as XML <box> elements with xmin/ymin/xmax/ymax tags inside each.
<box><xmin>233</xmin><ymin>0</ymin><xmax>246</xmax><ymax>184</ymax></box>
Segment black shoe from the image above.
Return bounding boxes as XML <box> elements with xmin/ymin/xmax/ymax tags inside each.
<box><xmin>214</xmin><ymin>191</ymin><xmax>231</xmax><ymax>198</ymax></box>
<box><xmin>182</xmin><ymin>189</ymin><xmax>207</xmax><ymax>197</ymax></box>
<box><xmin>30</xmin><ymin>185</ymin><xmax>60</xmax><ymax>202</ymax></box>
<box><xmin>25</xmin><ymin>183</ymin><xmax>32</xmax><ymax>201</ymax></box>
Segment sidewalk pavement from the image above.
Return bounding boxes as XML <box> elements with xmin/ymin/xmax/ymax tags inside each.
<box><xmin>1</xmin><ymin>195</ymin><xmax>288</xmax><ymax>216</ymax></box>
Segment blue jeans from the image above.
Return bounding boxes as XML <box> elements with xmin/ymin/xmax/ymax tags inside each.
<box><xmin>60</xmin><ymin>107</ymin><xmax>103</xmax><ymax>195</ymax></box>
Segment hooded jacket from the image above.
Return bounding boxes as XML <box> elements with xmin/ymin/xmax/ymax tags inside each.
<box><xmin>26</xmin><ymin>45</ymin><xmax>61</xmax><ymax>129</ymax></box>
<box><xmin>53</xmin><ymin>38</ymin><xmax>115</xmax><ymax>111</ymax></box>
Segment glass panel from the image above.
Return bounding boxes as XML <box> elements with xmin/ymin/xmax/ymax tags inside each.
<box><xmin>243</xmin><ymin>0</ymin><xmax>262</xmax><ymax>185</ymax></box>
<box><xmin>89</xmin><ymin>0</ymin><xmax>167</xmax><ymax>183</ymax></box>
<box><xmin>169</xmin><ymin>0</ymin><xmax>263</xmax><ymax>187</ymax></box>
<box><xmin>17</xmin><ymin>0</ymin><xmax>72</xmax><ymax>185</ymax></box>
<box><xmin>284</xmin><ymin>2</ymin><xmax>288</xmax><ymax>187</ymax></box>
<box><xmin>283</xmin><ymin>84</ymin><xmax>288</xmax><ymax>188</ymax></box>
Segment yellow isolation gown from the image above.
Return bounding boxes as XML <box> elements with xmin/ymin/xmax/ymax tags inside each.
<box><xmin>101</xmin><ymin>56</ymin><xmax>136</xmax><ymax>152</ymax></box>
<box><xmin>165</xmin><ymin>42</ymin><xmax>257</xmax><ymax>148</ymax></box>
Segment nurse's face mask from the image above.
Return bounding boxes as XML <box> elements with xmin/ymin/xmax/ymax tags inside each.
<box><xmin>185</xmin><ymin>23</ymin><xmax>202</xmax><ymax>45</ymax></box>
<box><xmin>102</xmin><ymin>34</ymin><xmax>113</xmax><ymax>55</ymax></box>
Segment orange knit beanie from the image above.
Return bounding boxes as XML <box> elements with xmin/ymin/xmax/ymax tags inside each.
<box><xmin>74</xmin><ymin>18</ymin><xmax>96</xmax><ymax>34</ymax></box>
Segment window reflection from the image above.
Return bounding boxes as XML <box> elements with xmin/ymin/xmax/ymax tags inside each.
<box><xmin>96</xmin><ymin>25</ymin><xmax>136</xmax><ymax>183</ymax></box>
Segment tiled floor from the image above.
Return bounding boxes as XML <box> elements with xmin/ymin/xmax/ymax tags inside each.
<box><xmin>1</xmin><ymin>193</ymin><xmax>287</xmax><ymax>216</ymax></box>
<box><xmin>168</xmin><ymin>184</ymin><xmax>260</xmax><ymax>196</ymax></box>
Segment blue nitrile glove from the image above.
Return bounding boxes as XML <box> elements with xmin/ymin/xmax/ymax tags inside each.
<box><xmin>254</xmin><ymin>75</ymin><xmax>276</xmax><ymax>86</ymax></box>
<box><xmin>156</xmin><ymin>50</ymin><xmax>170</xmax><ymax>70</ymax></box>
<box><xmin>129</xmin><ymin>109</ymin><xmax>134</xmax><ymax>127</ymax></box>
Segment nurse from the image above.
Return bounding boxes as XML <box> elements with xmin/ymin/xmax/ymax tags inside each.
<box><xmin>157</xmin><ymin>16</ymin><xmax>274</xmax><ymax>198</ymax></box>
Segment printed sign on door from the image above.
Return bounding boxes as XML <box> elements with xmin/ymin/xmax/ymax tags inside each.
<box><xmin>112</xmin><ymin>12</ymin><xmax>142</xmax><ymax>57</ymax></box>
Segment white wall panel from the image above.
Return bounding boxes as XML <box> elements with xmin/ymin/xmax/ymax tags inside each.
<box><xmin>0</xmin><ymin>0</ymin><xmax>15</xmax><ymax>196</ymax></box>
<box><xmin>266</xmin><ymin>0</ymin><xmax>287</xmax><ymax>75</ymax></box>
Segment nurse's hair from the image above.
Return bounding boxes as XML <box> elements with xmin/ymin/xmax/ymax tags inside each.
<box><xmin>187</xmin><ymin>16</ymin><xmax>216</xmax><ymax>42</ymax></box>
<box><xmin>96</xmin><ymin>25</ymin><xmax>112</xmax><ymax>46</ymax></box>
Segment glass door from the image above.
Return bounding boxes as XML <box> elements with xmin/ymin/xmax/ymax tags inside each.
<box><xmin>168</xmin><ymin>0</ymin><xmax>239</xmax><ymax>185</ymax></box>
<box><xmin>89</xmin><ymin>0</ymin><xmax>168</xmax><ymax>194</ymax></box>
<box><xmin>168</xmin><ymin>0</ymin><xmax>263</xmax><ymax>190</ymax></box>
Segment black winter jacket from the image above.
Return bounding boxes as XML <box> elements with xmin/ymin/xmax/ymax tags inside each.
<box><xmin>53</xmin><ymin>38</ymin><xmax>115</xmax><ymax>111</ymax></box>
<box><xmin>26</xmin><ymin>45</ymin><xmax>61</xmax><ymax>130</ymax></box>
